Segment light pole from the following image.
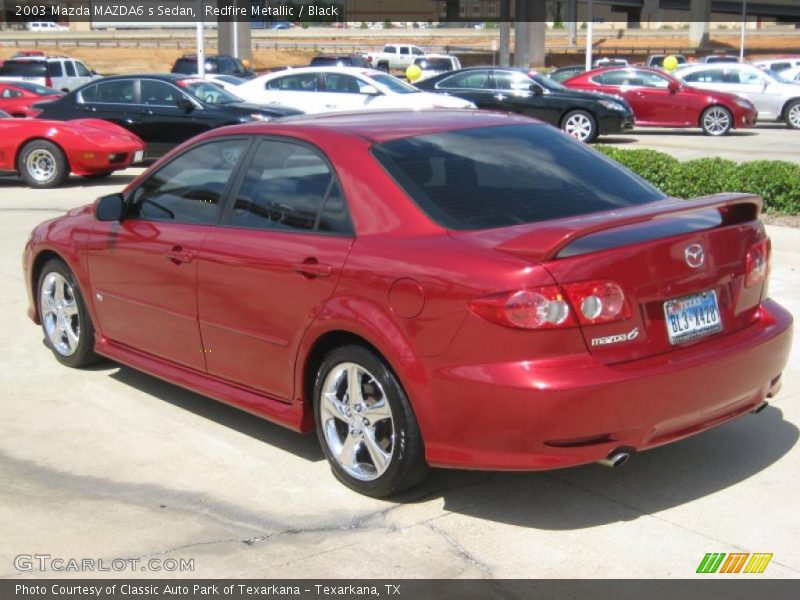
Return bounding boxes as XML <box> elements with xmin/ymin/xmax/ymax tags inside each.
<box><xmin>196</xmin><ymin>0</ymin><xmax>205</xmax><ymax>77</ymax></box>
<box><xmin>585</xmin><ymin>0</ymin><xmax>594</xmax><ymax>72</ymax></box>
<box><xmin>739</xmin><ymin>0</ymin><xmax>747</xmax><ymax>62</ymax></box>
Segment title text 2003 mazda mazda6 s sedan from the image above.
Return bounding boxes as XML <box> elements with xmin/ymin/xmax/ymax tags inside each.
<box><xmin>23</xmin><ymin>110</ymin><xmax>792</xmax><ymax>497</ymax></box>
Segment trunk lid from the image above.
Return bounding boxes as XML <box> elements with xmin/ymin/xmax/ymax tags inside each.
<box><xmin>452</xmin><ymin>194</ymin><xmax>766</xmax><ymax>363</ymax></box>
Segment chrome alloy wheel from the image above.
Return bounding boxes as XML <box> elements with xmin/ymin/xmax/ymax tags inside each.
<box><xmin>703</xmin><ymin>107</ymin><xmax>731</xmax><ymax>135</ymax></box>
<box><xmin>788</xmin><ymin>103</ymin><xmax>800</xmax><ymax>128</ymax></box>
<box><xmin>25</xmin><ymin>148</ymin><xmax>57</xmax><ymax>183</ymax></box>
<box><xmin>563</xmin><ymin>113</ymin><xmax>593</xmax><ymax>141</ymax></box>
<box><xmin>40</xmin><ymin>272</ymin><xmax>80</xmax><ymax>356</ymax></box>
<box><xmin>320</xmin><ymin>362</ymin><xmax>395</xmax><ymax>481</ymax></box>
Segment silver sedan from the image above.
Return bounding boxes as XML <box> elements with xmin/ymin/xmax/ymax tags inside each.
<box><xmin>677</xmin><ymin>63</ymin><xmax>800</xmax><ymax>129</ymax></box>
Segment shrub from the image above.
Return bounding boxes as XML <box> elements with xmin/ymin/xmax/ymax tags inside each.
<box><xmin>594</xmin><ymin>146</ymin><xmax>800</xmax><ymax>215</ymax></box>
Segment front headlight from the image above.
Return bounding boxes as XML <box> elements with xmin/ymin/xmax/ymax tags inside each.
<box><xmin>248</xmin><ymin>113</ymin><xmax>271</xmax><ymax>122</ymax></box>
<box><xmin>734</xmin><ymin>98</ymin><xmax>754</xmax><ymax>110</ymax></box>
<box><xmin>599</xmin><ymin>99</ymin><xmax>627</xmax><ymax>111</ymax></box>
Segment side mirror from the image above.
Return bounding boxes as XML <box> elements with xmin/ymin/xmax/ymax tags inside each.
<box><xmin>95</xmin><ymin>193</ymin><xmax>126</xmax><ymax>222</ymax></box>
<box><xmin>360</xmin><ymin>85</ymin><xmax>380</xmax><ymax>96</ymax></box>
<box><xmin>668</xmin><ymin>81</ymin><xmax>681</xmax><ymax>93</ymax></box>
<box><xmin>530</xmin><ymin>83</ymin><xmax>544</xmax><ymax>96</ymax></box>
<box><xmin>90</xmin><ymin>70</ymin><xmax>98</xmax><ymax>76</ymax></box>
<box><xmin>176</xmin><ymin>97</ymin><xmax>195</xmax><ymax>112</ymax></box>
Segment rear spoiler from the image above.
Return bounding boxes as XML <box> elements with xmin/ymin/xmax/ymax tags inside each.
<box><xmin>494</xmin><ymin>194</ymin><xmax>762</xmax><ymax>263</ymax></box>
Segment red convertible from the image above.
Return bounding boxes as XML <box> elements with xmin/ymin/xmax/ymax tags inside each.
<box><xmin>0</xmin><ymin>109</ymin><xmax>144</xmax><ymax>187</ymax></box>
<box><xmin>23</xmin><ymin>111</ymin><xmax>792</xmax><ymax>497</ymax></box>
<box><xmin>0</xmin><ymin>80</ymin><xmax>61</xmax><ymax>118</ymax></box>
<box><xmin>563</xmin><ymin>66</ymin><xmax>758</xmax><ymax>135</ymax></box>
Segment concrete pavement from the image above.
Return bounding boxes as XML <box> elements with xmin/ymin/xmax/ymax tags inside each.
<box><xmin>600</xmin><ymin>123</ymin><xmax>800</xmax><ymax>164</ymax></box>
<box><xmin>0</xmin><ymin>171</ymin><xmax>797</xmax><ymax>580</ymax></box>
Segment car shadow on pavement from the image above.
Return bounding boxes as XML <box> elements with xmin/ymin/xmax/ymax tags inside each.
<box><xmin>103</xmin><ymin>361</ymin><xmax>797</xmax><ymax>529</ymax></box>
<box><xmin>409</xmin><ymin>405</ymin><xmax>798</xmax><ymax>529</ymax></box>
<box><xmin>108</xmin><ymin>365</ymin><xmax>325</xmax><ymax>463</ymax></box>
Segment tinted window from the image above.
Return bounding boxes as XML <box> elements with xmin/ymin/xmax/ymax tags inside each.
<box><xmin>323</xmin><ymin>73</ymin><xmax>365</xmax><ymax>94</ymax></box>
<box><xmin>593</xmin><ymin>70</ymin><xmax>633</xmax><ymax>86</ymax></box>
<box><xmin>80</xmin><ymin>79</ymin><xmax>134</xmax><ymax>103</ymax></box>
<box><xmin>438</xmin><ymin>70</ymin><xmax>491</xmax><ymax>89</ymax></box>
<box><xmin>228</xmin><ymin>140</ymin><xmax>352</xmax><ymax>234</ymax></box>
<box><xmin>384</xmin><ymin>46</ymin><xmax>396</xmax><ymax>53</ymax></box>
<box><xmin>172</xmin><ymin>58</ymin><xmax>194</xmax><ymax>74</ymax></box>
<box><xmin>400</xmin><ymin>47</ymin><xmax>410</xmax><ymax>55</ymax></box>
<box><xmin>47</xmin><ymin>62</ymin><xmax>63</xmax><ymax>77</ymax></box>
<box><xmin>682</xmin><ymin>69</ymin><xmax>725</xmax><ymax>83</ymax></box>
<box><xmin>372</xmin><ymin>124</ymin><xmax>665</xmax><ymax>231</ymax></box>
<box><xmin>267</xmin><ymin>73</ymin><xmax>319</xmax><ymax>92</ymax></box>
<box><xmin>75</xmin><ymin>61</ymin><xmax>91</xmax><ymax>77</ymax></box>
<box><xmin>414</xmin><ymin>58</ymin><xmax>454</xmax><ymax>71</ymax></box>
<box><xmin>140</xmin><ymin>80</ymin><xmax>182</xmax><ymax>106</ymax></box>
<box><xmin>1</xmin><ymin>88</ymin><xmax>22</xmax><ymax>98</ymax></box>
<box><xmin>0</xmin><ymin>62</ymin><xmax>47</xmax><ymax>77</ymax></box>
<box><xmin>64</xmin><ymin>61</ymin><xmax>76</xmax><ymax>77</ymax></box>
<box><xmin>129</xmin><ymin>139</ymin><xmax>249</xmax><ymax>225</ymax></box>
<box><xmin>494</xmin><ymin>70</ymin><xmax>534</xmax><ymax>91</ymax></box>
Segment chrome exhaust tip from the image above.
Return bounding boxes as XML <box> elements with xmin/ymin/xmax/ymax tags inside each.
<box><xmin>753</xmin><ymin>402</ymin><xmax>769</xmax><ymax>414</ymax></box>
<box><xmin>597</xmin><ymin>448</ymin><xmax>631</xmax><ymax>468</ymax></box>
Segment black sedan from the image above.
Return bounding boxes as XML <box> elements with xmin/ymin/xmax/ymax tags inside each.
<box><xmin>34</xmin><ymin>74</ymin><xmax>302</xmax><ymax>159</ymax></box>
<box><xmin>415</xmin><ymin>67</ymin><xmax>634</xmax><ymax>142</ymax></box>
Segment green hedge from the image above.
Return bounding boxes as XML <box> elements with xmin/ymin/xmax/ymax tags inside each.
<box><xmin>595</xmin><ymin>146</ymin><xmax>800</xmax><ymax>215</ymax></box>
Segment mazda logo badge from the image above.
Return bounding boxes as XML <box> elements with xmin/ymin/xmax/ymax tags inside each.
<box><xmin>685</xmin><ymin>244</ymin><xmax>705</xmax><ymax>268</ymax></box>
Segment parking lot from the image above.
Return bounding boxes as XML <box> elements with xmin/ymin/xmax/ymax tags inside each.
<box><xmin>603</xmin><ymin>123</ymin><xmax>800</xmax><ymax>164</ymax></box>
<box><xmin>1</xmin><ymin>148</ymin><xmax>798</xmax><ymax>579</ymax></box>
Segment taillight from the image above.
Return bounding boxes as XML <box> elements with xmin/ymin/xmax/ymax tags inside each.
<box><xmin>45</xmin><ymin>76</ymin><xmax>52</xmax><ymax>88</ymax></box>
<box><xmin>745</xmin><ymin>238</ymin><xmax>770</xmax><ymax>288</ymax></box>
<box><xmin>561</xmin><ymin>281</ymin><xmax>631</xmax><ymax>325</ymax></box>
<box><xmin>470</xmin><ymin>280</ymin><xmax>631</xmax><ymax>330</ymax></box>
<box><xmin>469</xmin><ymin>287</ymin><xmax>575</xmax><ymax>330</ymax></box>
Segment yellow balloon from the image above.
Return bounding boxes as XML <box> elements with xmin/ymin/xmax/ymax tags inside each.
<box><xmin>663</xmin><ymin>55</ymin><xmax>679</xmax><ymax>72</ymax></box>
<box><xmin>406</xmin><ymin>64</ymin><xmax>422</xmax><ymax>82</ymax></box>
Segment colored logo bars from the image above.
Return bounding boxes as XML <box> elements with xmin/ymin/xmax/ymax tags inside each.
<box><xmin>697</xmin><ymin>552</ymin><xmax>773</xmax><ymax>574</ymax></box>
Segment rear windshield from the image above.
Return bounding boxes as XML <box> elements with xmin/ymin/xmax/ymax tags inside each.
<box><xmin>0</xmin><ymin>61</ymin><xmax>47</xmax><ymax>77</ymax></box>
<box><xmin>173</xmin><ymin>58</ymin><xmax>218</xmax><ymax>74</ymax></box>
<box><xmin>372</xmin><ymin>124</ymin><xmax>666</xmax><ymax>230</ymax></box>
<box><xmin>414</xmin><ymin>58</ymin><xmax>453</xmax><ymax>70</ymax></box>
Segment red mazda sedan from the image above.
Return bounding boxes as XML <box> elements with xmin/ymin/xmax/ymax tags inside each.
<box><xmin>563</xmin><ymin>66</ymin><xmax>758</xmax><ymax>135</ymax></box>
<box><xmin>23</xmin><ymin>110</ymin><xmax>792</xmax><ymax>497</ymax></box>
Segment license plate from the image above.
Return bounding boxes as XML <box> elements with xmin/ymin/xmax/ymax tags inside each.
<box><xmin>663</xmin><ymin>290</ymin><xmax>722</xmax><ymax>345</ymax></box>
<box><xmin>133</xmin><ymin>150</ymin><xmax>144</xmax><ymax>163</ymax></box>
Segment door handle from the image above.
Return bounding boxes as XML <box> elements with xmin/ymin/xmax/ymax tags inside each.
<box><xmin>165</xmin><ymin>246</ymin><xmax>194</xmax><ymax>264</ymax></box>
<box><xmin>293</xmin><ymin>260</ymin><xmax>332</xmax><ymax>278</ymax></box>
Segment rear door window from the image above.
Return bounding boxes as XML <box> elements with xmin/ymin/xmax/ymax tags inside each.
<box><xmin>372</xmin><ymin>124</ymin><xmax>665</xmax><ymax>230</ymax></box>
<box><xmin>64</xmin><ymin>61</ymin><xmax>76</xmax><ymax>77</ymax></box>
<box><xmin>226</xmin><ymin>140</ymin><xmax>352</xmax><ymax>235</ymax></box>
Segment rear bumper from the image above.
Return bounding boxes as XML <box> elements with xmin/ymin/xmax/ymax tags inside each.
<box><xmin>419</xmin><ymin>299</ymin><xmax>793</xmax><ymax>470</ymax></box>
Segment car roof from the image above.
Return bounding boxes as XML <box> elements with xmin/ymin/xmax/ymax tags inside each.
<box><xmin>217</xmin><ymin>109</ymin><xmax>538</xmax><ymax>144</ymax></box>
<box><xmin>88</xmin><ymin>73</ymin><xmax>189</xmax><ymax>82</ymax></box>
<box><xmin>265</xmin><ymin>66</ymin><xmax>378</xmax><ymax>76</ymax></box>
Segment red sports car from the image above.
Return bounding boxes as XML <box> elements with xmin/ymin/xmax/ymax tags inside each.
<box><xmin>563</xmin><ymin>66</ymin><xmax>758</xmax><ymax>135</ymax></box>
<box><xmin>22</xmin><ymin>111</ymin><xmax>792</xmax><ymax>497</ymax></box>
<box><xmin>0</xmin><ymin>109</ymin><xmax>144</xmax><ymax>187</ymax></box>
<box><xmin>0</xmin><ymin>80</ymin><xmax>62</xmax><ymax>117</ymax></box>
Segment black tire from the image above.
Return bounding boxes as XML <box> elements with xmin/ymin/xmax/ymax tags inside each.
<box><xmin>18</xmin><ymin>140</ymin><xmax>69</xmax><ymax>188</ymax></box>
<box><xmin>700</xmin><ymin>105</ymin><xmax>732</xmax><ymax>136</ymax></box>
<box><xmin>561</xmin><ymin>109</ymin><xmax>598</xmax><ymax>143</ymax></box>
<box><xmin>81</xmin><ymin>171</ymin><xmax>114</xmax><ymax>180</ymax></box>
<box><xmin>377</xmin><ymin>62</ymin><xmax>390</xmax><ymax>73</ymax></box>
<box><xmin>313</xmin><ymin>345</ymin><xmax>428</xmax><ymax>497</ymax></box>
<box><xmin>36</xmin><ymin>259</ymin><xmax>100</xmax><ymax>368</ymax></box>
<box><xmin>784</xmin><ymin>99</ymin><xmax>800</xmax><ymax>129</ymax></box>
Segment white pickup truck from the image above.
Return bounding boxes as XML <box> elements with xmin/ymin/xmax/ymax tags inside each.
<box><xmin>364</xmin><ymin>44</ymin><xmax>426</xmax><ymax>72</ymax></box>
